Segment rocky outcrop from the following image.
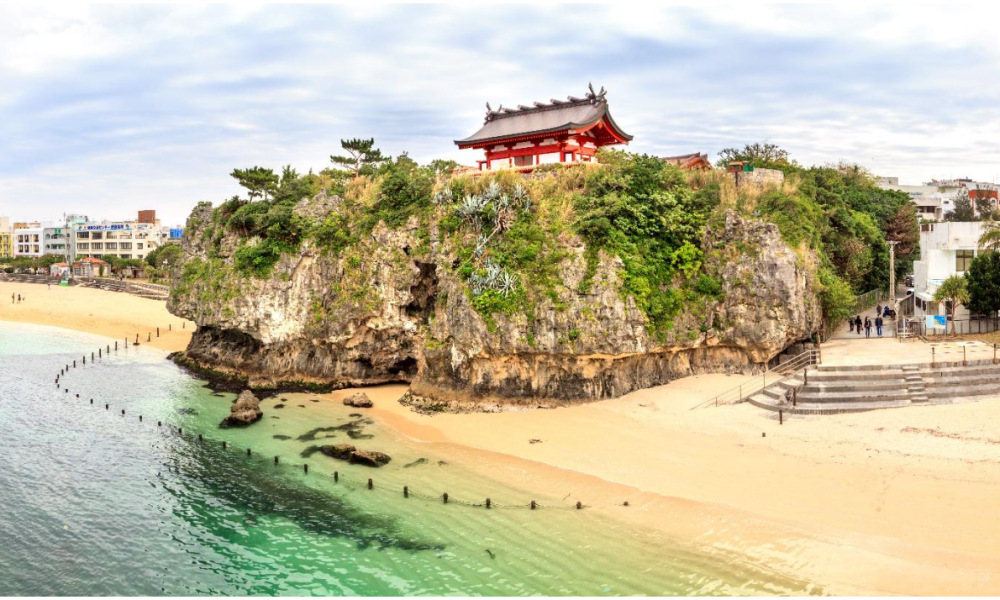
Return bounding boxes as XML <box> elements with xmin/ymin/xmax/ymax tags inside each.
<box><xmin>343</xmin><ymin>393</ymin><xmax>373</xmax><ymax>408</ymax></box>
<box><xmin>170</xmin><ymin>196</ymin><xmax>822</xmax><ymax>411</ymax></box>
<box><xmin>318</xmin><ymin>443</ymin><xmax>392</xmax><ymax>467</ymax></box>
<box><xmin>220</xmin><ymin>390</ymin><xmax>263</xmax><ymax>428</ymax></box>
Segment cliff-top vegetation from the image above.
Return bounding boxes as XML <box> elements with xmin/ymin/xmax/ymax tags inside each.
<box><xmin>177</xmin><ymin>139</ymin><xmax>919</xmax><ymax>339</ymax></box>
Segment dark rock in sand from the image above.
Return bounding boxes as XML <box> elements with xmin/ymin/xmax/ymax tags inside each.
<box><xmin>403</xmin><ymin>458</ymin><xmax>428</xmax><ymax>468</ymax></box>
<box><xmin>220</xmin><ymin>390</ymin><xmax>263</xmax><ymax>428</ymax></box>
<box><xmin>349</xmin><ymin>413</ymin><xmax>362</xmax><ymax>418</ymax></box>
<box><xmin>272</xmin><ymin>434</ymin><xmax>291</xmax><ymax>440</ymax></box>
<box><xmin>310</xmin><ymin>399</ymin><xmax>320</xmax><ymax>403</ymax></box>
<box><xmin>319</xmin><ymin>443</ymin><xmax>356</xmax><ymax>460</ymax></box>
<box><xmin>274</xmin><ymin>404</ymin><xmax>285</xmax><ymax>409</ymax></box>
<box><xmin>343</xmin><ymin>393</ymin><xmax>373</xmax><ymax>408</ymax></box>
<box><xmin>349</xmin><ymin>450</ymin><xmax>391</xmax><ymax>467</ymax></box>
<box><xmin>300</xmin><ymin>445</ymin><xmax>323</xmax><ymax>458</ymax></box>
<box><xmin>317</xmin><ymin>443</ymin><xmax>391</xmax><ymax>467</ymax></box>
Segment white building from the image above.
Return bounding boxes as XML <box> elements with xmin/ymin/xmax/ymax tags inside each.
<box><xmin>878</xmin><ymin>177</ymin><xmax>998</xmax><ymax>221</ymax></box>
<box><xmin>13</xmin><ymin>224</ymin><xmax>45</xmax><ymax>257</ymax></box>
<box><xmin>911</xmin><ymin>221</ymin><xmax>985</xmax><ymax>319</ymax></box>
<box><xmin>75</xmin><ymin>218</ymin><xmax>165</xmax><ymax>261</ymax></box>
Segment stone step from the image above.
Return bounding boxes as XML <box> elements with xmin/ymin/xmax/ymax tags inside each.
<box><xmin>924</xmin><ymin>382</ymin><xmax>1000</xmax><ymax>401</ymax></box>
<box><xmin>804</xmin><ymin>380</ymin><xmax>908</xmax><ymax>393</ymax></box>
<box><xmin>924</xmin><ymin>375</ymin><xmax>1000</xmax><ymax>389</ymax></box>
<box><xmin>797</xmin><ymin>388</ymin><xmax>911</xmax><ymax>403</ymax></box>
<box><xmin>748</xmin><ymin>394</ymin><xmax>912</xmax><ymax>414</ymax></box>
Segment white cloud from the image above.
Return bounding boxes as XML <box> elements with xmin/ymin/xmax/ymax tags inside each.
<box><xmin>3</xmin><ymin>5</ymin><xmax>1000</xmax><ymax>224</ymax></box>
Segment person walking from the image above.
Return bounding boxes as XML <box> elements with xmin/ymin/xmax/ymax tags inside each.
<box><xmin>875</xmin><ymin>314</ymin><xmax>883</xmax><ymax>337</ymax></box>
<box><xmin>855</xmin><ymin>315</ymin><xmax>863</xmax><ymax>335</ymax></box>
<box><xmin>848</xmin><ymin>316</ymin><xmax>855</xmax><ymax>333</ymax></box>
<box><xmin>864</xmin><ymin>317</ymin><xmax>872</xmax><ymax>338</ymax></box>
<box><xmin>876</xmin><ymin>304</ymin><xmax>882</xmax><ymax>318</ymax></box>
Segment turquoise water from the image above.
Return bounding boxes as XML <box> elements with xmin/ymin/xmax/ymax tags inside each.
<box><xmin>0</xmin><ymin>321</ymin><xmax>816</xmax><ymax>595</ymax></box>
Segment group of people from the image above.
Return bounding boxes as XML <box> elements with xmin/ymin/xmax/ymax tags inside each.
<box><xmin>848</xmin><ymin>304</ymin><xmax>894</xmax><ymax>338</ymax></box>
<box><xmin>11</xmin><ymin>293</ymin><xmax>24</xmax><ymax>304</ymax></box>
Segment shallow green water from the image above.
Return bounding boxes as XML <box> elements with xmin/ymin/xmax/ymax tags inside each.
<box><xmin>0</xmin><ymin>321</ymin><xmax>817</xmax><ymax>595</ymax></box>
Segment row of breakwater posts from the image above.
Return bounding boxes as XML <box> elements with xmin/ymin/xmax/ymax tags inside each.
<box><xmin>50</xmin><ymin>327</ymin><xmax>602</xmax><ymax>513</ymax></box>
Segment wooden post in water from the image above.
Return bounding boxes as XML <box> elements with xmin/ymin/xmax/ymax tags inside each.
<box><xmin>157</xmin><ymin>327</ymin><xmax>160</xmax><ymax>337</ymax></box>
<box><xmin>274</xmin><ymin>456</ymin><xmax>279</xmax><ymax>465</ymax></box>
<box><xmin>530</xmin><ymin>500</ymin><xmax>536</xmax><ymax>510</ymax></box>
<box><xmin>247</xmin><ymin>448</ymin><xmax>252</xmax><ymax>457</ymax></box>
<box><xmin>367</xmin><ymin>478</ymin><xmax>373</xmax><ymax>490</ymax></box>
<box><xmin>485</xmin><ymin>498</ymin><xmax>491</xmax><ymax>509</ymax></box>
<box><xmin>443</xmin><ymin>493</ymin><xmax>449</xmax><ymax>504</ymax></box>
<box><xmin>403</xmin><ymin>486</ymin><xmax>409</xmax><ymax>498</ymax></box>
<box><xmin>304</xmin><ymin>464</ymin><xmax>309</xmax><ymax>474</ymax></box>
<box><xmin>576</xmin><ymin>501</ymin><xmax>583</xmax><ymax>510</ymax></box>
<box><xmin>222</xmin><ymin>441</ymin><xmax>227</xmax><ymax>449</ymax></box>
<box><xmin>779</xmin><ymin>410</ymin><xmax>783</xmax><ymax>425</ymax></box>
<box><xmin>334</xmin><ymin>471</ymin><xmax>339</xmax><ymax>482</ymax></box>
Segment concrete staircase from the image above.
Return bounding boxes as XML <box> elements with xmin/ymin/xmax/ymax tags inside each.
<box><xmin>748</xmin><ymin>359</ymin><xmax>1000</xmax><ymax>414</ymax></box>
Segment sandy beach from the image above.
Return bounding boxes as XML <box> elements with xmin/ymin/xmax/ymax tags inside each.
<box><xmin>0</xmin><ymin>281</ymin><xmax>192</xmax><ymax>352</ymax></box>
<box><xmin>5</xmin><ymin>280</ymin><xmax>1000</xmax><ymax>595</ymax></box>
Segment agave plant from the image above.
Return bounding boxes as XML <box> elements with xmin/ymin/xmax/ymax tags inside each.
<box><xmin>483</xmin><ymin>257</ymin><xmax>503</xmax><ymax>285</ymax></box>
<box><xmin>485</xmin><ymin>180</ymin><xmax>502</xmax><ymax>202</ymax></box>
<box><xmin>245</xmin><ymin>235</ymin><xmax>262</xmax><ymax>248</ymax></box>
<box><xmin>432</xmin><ymin>187</ymin><xmax>454</xmax><ymax>205</ymax></box>
<box><xmin>497</xmin><ymin>271</ymin><xmax>518</xmax><ymax>296</ymax></box>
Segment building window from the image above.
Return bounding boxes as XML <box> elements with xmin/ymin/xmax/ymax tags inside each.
<box><xmin>956</xmin><ymin>249</ymin><xmax>975</xmax><ymax>272</ymax></box>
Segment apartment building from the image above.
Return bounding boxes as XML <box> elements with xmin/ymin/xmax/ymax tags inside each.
<box><xmin>878</xmin><ymin>177</ymin><xmax>998</xmax><ymax>221</ymax></box>
<box><xmin>0</xmin><ymin>217</ymin><xmax>12</xmax><ymax>258</ymax></box>
<box><xmin>13</xmin><ymin>222</ymin><xmax>44</xmax><ymax>257</ymax></box>
<box><xmin>911</xmin><ymin>221</ymin><xmax>986</xmax><ymax>320</ymax></box>
<box><xmin>75</xmin><ymin>215</ymin><xmax>165</xmax><ymax>261</ymax></box>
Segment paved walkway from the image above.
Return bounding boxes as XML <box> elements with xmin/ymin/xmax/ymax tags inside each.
<box><xmin>830</xmin><ymin>304</ymin><xmax>896</xmax><ymax>340</ymax></box>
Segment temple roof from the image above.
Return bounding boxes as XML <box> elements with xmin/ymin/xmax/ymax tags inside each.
<box><xmin>456</xmin><ymin>85</ymin><xmax>633</xmax><ymax>148</ymax></box>
<box><xmin>662</xmin><ymin>152</ymin><xmax>712</xmax><ymax>170</ymax></box>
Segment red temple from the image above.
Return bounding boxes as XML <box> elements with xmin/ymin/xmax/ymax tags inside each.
<box><xmin>455</xmin><ymin>84</ymin><xmax>633</xmax><ymax>172</ymax></box>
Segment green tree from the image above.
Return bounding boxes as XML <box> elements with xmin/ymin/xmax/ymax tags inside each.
<box><xmin>230</xmin><ymin>166</ymin><xmax>279</xmax><ymax>201</ymax></box>
<box><xmin>715</xmin><ymin>142</ymin><xmax>794</xmax><ymax>170</ymax></box>
<box><xmin>427</xmin><ymin>159</ymin><xmax>460</xmax><ymax>175</ymax></box>
<box><xmin>933</xmin><ymin>274</ymin><xmax>969</xmax><ymax>335</ymax></box>
<box><xmin>280</xmin><ymin>165</ymin><xmax>299</xmax><ymax>185</ymax></box>
<box><xmin>145</xmin><ymin>243</ymin><xmax>182</xmax><ymax>269</ymax></box>
<box><xmin>981</xmin><ymin>220</ymin><xmax>1000</xmax><ymax>253</ymax></box>
<box><xmin>966</xmin><ymin>251</ymin><xmax>1000</xmax><ymax>317</ymax></box>
<box><xmin>330</xmin><ymin>138</ymin><xmax>386</xmax><ymax>176</ymax></box>
<box><xmin>946</xmin><ymin>191</ymin><xmax>976</xmax><ymax>221</ymax></box>
<box><xmin>884</xmin><ymin>202</ymin><xmax>920</xmax><ymax>277</ymax></box>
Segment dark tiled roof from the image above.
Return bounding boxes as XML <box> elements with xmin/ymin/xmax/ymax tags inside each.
<box><xmin>456</xmin><ymin>86</ymin><xmax>632</xmax><ymax>146</ymax></box>
<box><xmin>662</xmin><ymin>153</ymin><xmax>712</xmax><ymax>170</ymax></box>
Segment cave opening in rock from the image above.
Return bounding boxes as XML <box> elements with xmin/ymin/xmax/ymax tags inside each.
<box><xmin>389</xmin><ymin>357</ymin><xmax>418</xmax><ymax>378</ymax></box>
<box><xmin>406</xmin><ymin>261</ymin><xmax>438</xmax><ymax>321</ymax></box>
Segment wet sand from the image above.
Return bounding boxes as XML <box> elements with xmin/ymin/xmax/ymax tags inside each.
<box><xmin>5</xmin><ymin>280</ymin><xmax>1000</xmax><ymax>594</ymax></box>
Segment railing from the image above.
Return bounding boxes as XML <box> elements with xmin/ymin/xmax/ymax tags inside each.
<box><xmin>691</xmin><ymin>349</ymin><xmax>821</xmax><ymax>409</ymax></box>
<box><xmin>821</xmin><ymin>288</ymin><xmax>889</xmax><ymax>341</ymax></box>
<box><xmin>905</xmin><ymin>316</ymin><xmax>1000</xmax><ymax>337</ymax></box>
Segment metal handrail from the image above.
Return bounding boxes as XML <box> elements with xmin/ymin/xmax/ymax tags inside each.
<box><xmin>691</xmin><ymin>349</ymin><xmax>820</xmax><ymax>409</ymax></box>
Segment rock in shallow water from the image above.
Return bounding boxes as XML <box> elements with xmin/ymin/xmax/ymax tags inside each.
<box><xmin>343</xmin><ymin>393</ymin><xmax>373</xmax><ymax>408</ymax></box>
<box><xmin>220</xmin><ymin>390</ymin><xmax>263</xmax><ymax>428</ymax></box>
<box><xmin>318</xmin><ymin>443</ymin><xmax>391</xmax><ymax>467</ymax></box>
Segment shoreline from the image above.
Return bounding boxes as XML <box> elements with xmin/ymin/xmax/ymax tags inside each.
<box><xmin>5</xmin><ymin>280</ymin><xmax>1000</xmax><ymax>594</ymax></box>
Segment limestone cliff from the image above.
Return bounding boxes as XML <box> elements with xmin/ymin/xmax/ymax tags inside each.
<box><xmin>168</xmin><ymin>191</ymin><xmax>822</xmax><ymax>411</ymax></box>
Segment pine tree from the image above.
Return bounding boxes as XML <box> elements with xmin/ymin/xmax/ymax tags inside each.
<box><xmin>230</xmin><ymin>167</ymin><xmax>279</xmax><ymax>201</ymax></box>
<box><xmin>330</xmin><ymin>138</ymin><xmax>387</xmax><ymax>176</ymax></box>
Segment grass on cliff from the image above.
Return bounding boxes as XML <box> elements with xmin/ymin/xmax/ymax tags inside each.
<box><xmin>177</xmin><ymin>143</ymin><xmax>918</xmax><ymax>341</ymax></box>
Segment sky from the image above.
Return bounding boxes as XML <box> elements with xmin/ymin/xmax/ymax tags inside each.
<box><xmin>4</xmin><ymin>4</ymin><xmax>1000</xmax><ymax>225</ymax></box>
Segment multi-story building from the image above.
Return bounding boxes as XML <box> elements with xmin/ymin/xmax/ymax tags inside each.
<box><xmin>878</xmin><ymin>177</ymin><xmax>998</xmax><ymax>221</ymax></box>
<box><xmin>13</xmin><ymin>223</ymin><xmax>44</xmax><ymax>257</ymax></box>
<box><xmin>911</xmin><ymin>221</ymin><xmax>986</xmax><ymax>320</ymax></box>
<box><xmin>0</xmin><ymin>217</ymin><xmax>12</xmax><ymax>258</ymax></box>
<box><xmin>74</xmin><ymin>211</ymin><xmax>165</xmax><ymax>261</ymax></box>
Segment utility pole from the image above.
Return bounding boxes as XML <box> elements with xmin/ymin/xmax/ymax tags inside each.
<box><xmin>888</xmin><ymin>240</ymin><xmax>899</xmax><ymax>310</ymax></box>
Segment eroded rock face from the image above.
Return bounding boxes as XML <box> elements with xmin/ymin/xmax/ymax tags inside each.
<box><xmin>170</xmin><ymin>198</ymin><xmax>821</xmax><ymax>411</ymax></box>
<box><xmin>220</xmin><ymin>390</ymin><xmax>263</xmax><ymax>428</ymax></box>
